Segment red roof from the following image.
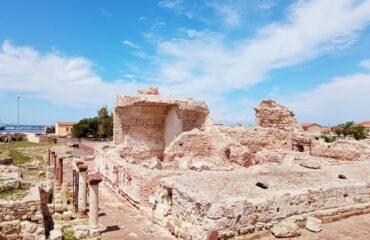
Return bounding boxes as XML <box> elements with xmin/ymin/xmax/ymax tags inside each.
<box><xmin>320</xmin><ymin>127</ymin><xmax>333</xmax><ymax>133</ymax></box>
<box><xmin>359</xmin><ymin>121</ymin><xmax>370</xmax><ymax>127</ymax></box>
<box><xmin>57</xmin><ymin>121</ymin><xmax>78</xmax><ymax>126</ymax></box>
<box><xmin>300</xmin><ymin>123</ymin><xmax>321</xmax><ymax>130</ymax></box>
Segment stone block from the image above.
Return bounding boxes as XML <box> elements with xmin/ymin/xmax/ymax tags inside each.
<box><xmin>88</xmin><ymin>227</ymin><xmax>100</xmax><ymax>238</ymax></box>
<box><xmin>49</xmin><ymin>229</ymin><xmax>62</xmax><ymax>240</ymax></box>
<box><xmin>305</xmin><ymin>216</ymin><xmax>322</xmax><ymax>232</ymax></box>
<box><xmin>62</xmin><ymin>211</ymin><xmax>72</xmax><ymax>221</ymax></box>
<box><xmin>271</xmin><ymin>221</ymin><xmax>300</xmax><ymax>238</ymax></box>
<box><xmin>73</xmin><ymin>225</ymin><xmax>89</xmax><ymax>239</ymax></box>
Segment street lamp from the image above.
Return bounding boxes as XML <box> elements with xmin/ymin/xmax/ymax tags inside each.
<box><xmin>16</xmin><ymin>95</ymin><xmax>21</xmax><ymax>139</ymax></box>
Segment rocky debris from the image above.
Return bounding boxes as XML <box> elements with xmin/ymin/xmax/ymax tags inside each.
<box><xmin>271</xmin><ymin>221</ymin><xmax>301</xmax><ymax>238</ymax></box>
<box><xmin>50</xmin><ymin>229</ymin><xmax>62</xmax><ymax>240</ymax></box>
<box><xmin>0</xmin><ymin>156</ymin><xmax>13</xmax><ymax>165</ymax></box>
<box><xmin>62</xmin><ymin>210</ymin><xmax>72</xmax><ymax>221</ymax></box>
<box><xmin>255</xmin><ymin>99</ymin><xmax>302</xmax><ymax>131</ymax></box>
<box><xmin>299</xmin><ymin>161</ymin><xmax>321</xmax><ymax>169</ymax></box>
<box><xmin>137</xmin><ymin>87</ymin><xmax>160</xmax><ymax>95</ymax></box>
<box><xmin>305</xmin><ymin>216</ymin><xmax>322</xmax><ymax>232</ymax></box>
<box><xmin>73</xmin><ymin>225</ymin><xmax>89</xmax><ymax>239</ymax></box>
<box><xmin>252</xmin><ymin>149</ymin><xmax>288</xmax><ymax>165</ymax></box>
<box><xmin>164</xmin><ymin>125</ymin><xmax>292</xmax><ymax>168</ymax></box>
<box><xmin>311</xmin><ymin>139</ymin><xmax>370</xmax><ymax>161</ymax></box>
<box><xmin>89</xmin><ymin>227</ymin><xmax>101</xmax><ymax>238</ymax></box>
<box><xmin>142</xmin><ymin>157</ymin><xmax>161</xmax><ymax>169</ymax></box>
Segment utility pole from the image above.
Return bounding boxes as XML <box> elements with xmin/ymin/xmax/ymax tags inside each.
<box><xmin>16</xmin><ymin>95</ymin><xmax>21</xmax><ymax>139</ymax></box>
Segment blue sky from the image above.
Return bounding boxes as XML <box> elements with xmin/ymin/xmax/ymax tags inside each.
<box><xmin>0</xmin><ymin>0</ymin><xmax>370</xmax><ymax>126</ymax></box>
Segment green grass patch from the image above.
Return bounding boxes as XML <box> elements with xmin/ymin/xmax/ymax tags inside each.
<box><xmin>62</xmin><ymin>229</ymin><xmax>77</xmax><ymax>240</ymax></box>
<box><xmin>0</xmin><ymin>185</ymin><xmax>29</xmax><ymax>200</ymax></box>
<box><xmin>9</xmin><ymin>149</ymin><xmax>31</xmax><ymax>165</ymax></box>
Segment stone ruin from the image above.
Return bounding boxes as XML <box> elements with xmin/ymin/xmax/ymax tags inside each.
<box><xmin>87</xmin><ymin>88</ymin><xmax>370</xmax><ymax>239</ymax></box>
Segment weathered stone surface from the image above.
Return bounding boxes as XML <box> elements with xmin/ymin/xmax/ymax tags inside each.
<box><xmin>62</xmin><ymin>210</ymin><xmax>72</xmax><ymax>221</ymax></box>
<box><xmin>73</xmin><ymin>225</ymin><xmax>89</xmax><ymax>239</ymax></box>
<box><xmin>137</xmin><ymin>87</ymin><xmax>159</xmax><ymax>95</ymax></box>
<box><xmin>164</xmin><ymin>125</ymin><xmax>292</xmax><ymax>167</ymax></box>
<box><xmin>311</xmin><ymin>139</ymin><xmax>370</xmax><ymax>161</ymax></box>
<box><xmin>305</xmin><ymin>216</ymin><xmax>322</xmax><ymax>232</ymax></box>
<box><xmin>271</xmin><ymin>221</ymin><xmax>300</xmax><ymax>238</ymax></box>
<box><xmin>255</xmin><ymin>99</ymin><xmax>302</xmax><ymax>131</ymax></box>
<box><xmin>89</xmin><ymin>227</ymin><xmax>100</xmax><ymax>238</ymax></box>
<box><xmin>49</xmin><ymin>229</ymin><xmax>62</xmax><ymax>240</ymax></box>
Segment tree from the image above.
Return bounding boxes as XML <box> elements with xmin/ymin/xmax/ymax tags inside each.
<box><xmin>97</xmin><ymin>106</ymin><xmax>113</xmax><ymax>138</ymax></box>
<box><xmin>330</xmin><ymin>121</ymin><xmax>368</xmax><ymax>141</ymax></box>
<box><xmin>71</xmin><ymin>106</ymin><xmax>113</xmax><ymax>139</ymax></box>
<box><xmin>71</xmin><ymin>117</ymin><xmax>99</xmax><ymax>138</ymax></box>
<box><xmin>351</xmin><ymin>124</ymin><xmax>367</xmax><ymax>140</ymax></box>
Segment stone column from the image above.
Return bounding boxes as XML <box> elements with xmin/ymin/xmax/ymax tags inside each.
<box><xmin>47</xmin><ymin>149</ymin><xmax>51</xmax><ymax>166</ymax></box>
<box><xmin>87</xmin><ymin>174</ymin><xmax>102</xmax><ymax>237</ymax></box>
<box><xmin>77</xmin><ymin>164</ymin><xmax>88</xmax><ymax>217</ymax></box>
<box><xmin>50</xmin><ymin>151</ymin><xmax>55</xmax><ymax>166</ymax></box>
<box><xmin>57</xmin><ymin>157</ymin><xmax>64</xmax><ymax>187</ymax></box>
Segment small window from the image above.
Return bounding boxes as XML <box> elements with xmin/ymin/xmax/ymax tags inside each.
<box><xmin>66</xmin><ymin>127</ymin><xmax>69</xmax><ymax>131</ymax></box>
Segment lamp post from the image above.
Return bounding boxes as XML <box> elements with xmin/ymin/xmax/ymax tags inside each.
<box><xmin>16</xmin><ymin>95</ymin><xmax>21</xmax><ymax>139</ymax></box>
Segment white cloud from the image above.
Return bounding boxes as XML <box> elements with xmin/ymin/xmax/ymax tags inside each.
<box><xmin>0</xmin><ymin>40</ymin><xmax>144</xmax><ymax>108</ymax></box>
<box><xmin>287</xmin><ymin>70</ymin><xmax>370</xmax><ymax>125</ymax></box>
<box><xmin>153</xmin><ymin>0</ymin><xmax>370</xmax><ymax>95</ymax></box>
<box><xmin>359</xmin><ymin>59</ymin><xmax>370</xmax><ymax>69</ymax></box>
<box><xmin>210</xmin><ymin>3</ymin><xmax>241</xmax><ymax>27</ymax></box>
<box><xmin>122</xmin><ymin>40</ymin><xmax>141</xmax><ymax>49</ymax></box>
<box><xmin>158</xmin><ymin>0</ymin><xmax>184</xmax><ymax>11</ymax></box>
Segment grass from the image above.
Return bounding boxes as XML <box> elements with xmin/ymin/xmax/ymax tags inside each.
<box><xmin>0</xmin><ymin>185</ymin><xmax>29</xmax><ymax>200</ymax></box>
<box><xmin>10</xmin><ymin>149</ymin><xmax>31</xmax><ymax>165</ymax></box>
<box><xmin>62</xmin><ymin>229</ymin><xmax>77</xmax><ymax>240</ymax></box>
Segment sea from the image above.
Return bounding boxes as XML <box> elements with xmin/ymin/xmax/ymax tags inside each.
<box><xmin>0</xmin><ymin>129</ymin><xmax>45</xmax><ymax>133</ymax></box>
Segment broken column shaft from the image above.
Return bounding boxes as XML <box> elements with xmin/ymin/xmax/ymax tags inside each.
<box><xmin>87</xmin><ymin>174</ymin><xmax>103</xmax><ymax>230</ymax></box>
<box><xmin>57</xmin><ymin>157</ymin><xmax>64</xmax><ymax>187</ymax></box>
<box><xmin>77</xmin><ymin>164</ymin><xmax>88</xmax><ymax>217</ymax></box>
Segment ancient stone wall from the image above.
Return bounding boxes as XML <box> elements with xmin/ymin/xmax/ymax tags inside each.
<box><xmin>255</xmin><ymin>99</ymin><xmax>302</xmax><ymax>131</ymax></box>
<box><xmin>0</xmin><ymin>190</ymin><xmax>45</xmax><ymax>239</ymax></box>
<box><xmin>113</xmin><ymin>89</ymin><xmax>210</xmax><ymax>162</ymax></box>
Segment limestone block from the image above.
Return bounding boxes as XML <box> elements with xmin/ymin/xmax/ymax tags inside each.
<box><xmin>20</xmin><ymin>221</ymin><xmax>37</xmax><ymax>233</ymax></box>
<box><xmin>73</xmin><ymin>225</ymin><xmax>89</xmax><ymax>239</ymax></box>
<box><xmin>88</xmin><ymin>227</ymin><xmax>100</xmax><ymax>238</ymax></box>
<box><xmin>54</xmin><ymin>204</ymin><xmax>66</xmax><ymax>213</ymax></box>
<box><xmin>62</xmin><ymin>211</ymin><xmax>72</xmax><ymax>221</ymax></box>
<box><xmin>271</xmin><ymin>221</ymin><xmax>300</xmax><ymax>238</ymax></box>
<box><xmin>49</xmin><ymin>229</ymin><xmax>62</xmax><ymax>240</ymax></box>
<box><xmin>0</xmin><ymin>220</ymin><xmax>20</xmax><ymax>235</ymax></box>
<box><xmin>53</xmin><ymin>212</ymin><xmax>63</xmax><ymax>221</ymax></box>
<box><xmin>305</xmin><ymin>216</ymin><xmax>322</xmax><ymax>232</ymax></box>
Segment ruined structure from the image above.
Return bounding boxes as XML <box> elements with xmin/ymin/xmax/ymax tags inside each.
<box><xmin>88</xmin><ymin>88</ymin><xmax>370</xmax><ymax>239</ymax></box>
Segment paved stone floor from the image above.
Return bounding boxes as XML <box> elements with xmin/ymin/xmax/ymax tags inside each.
<box><xmin>297</xmin><ymin>213</ymin><xmax>370</xmax><ymax>240</ymax></box>
<box><xmin>259</xmin><ymin>213</ymin><xmax>370</xmax><ymax>240</ymax></box>
<box><xmin>98</xmin><ymin>184</ymin><xmax>174</xmax><ymax>240</ymax></box>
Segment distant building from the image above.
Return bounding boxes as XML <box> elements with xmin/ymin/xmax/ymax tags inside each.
<box><xmin>55</xmin><ymin>122</ymin><xmax>77</xmax><ymax>137</ymax></box>
<box><xmin>300</xmin><ymin>123</ymin><xmax>322</xmax><ymax>135</ymax></box>
<box><xmin>358</xmin><ymin>121</ymin><xmax>370</xmax><ymax>130</ymax></box>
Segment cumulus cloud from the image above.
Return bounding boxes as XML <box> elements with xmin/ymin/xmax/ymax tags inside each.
<box><xmin>287</xmin><ymin>69</ymin><xmax>370</xmax><ymax>125</ymax></box>
<box><xmin>359</xmin><ymin>59</ymin><xmax>370</xmax><ymax>69</ymax></box>
<box><xmin>0</xmin><ymin>40</ymin><xmax>144</xmax><ymax>108</ymax></box>
<box><xmin>154</xmin><ymin>0</ymin><xmax>370</xmax><ymax>97</ymax></box>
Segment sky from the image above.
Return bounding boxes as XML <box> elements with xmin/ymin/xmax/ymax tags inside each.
<box><xmin>0</xmin><ymin>0</ymin><xmax>370</xmax><ymax>126</ymax></box>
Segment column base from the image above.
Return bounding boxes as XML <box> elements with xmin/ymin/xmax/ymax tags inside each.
<box><xmin>89</xmin><ymin>227</ymin><xmax>100</xmax><ymax>238</ymax></box>
<box><xmin>78</xmin><ymin>209</ymin><xmax>88</xmax><ymax>218</ymax></box>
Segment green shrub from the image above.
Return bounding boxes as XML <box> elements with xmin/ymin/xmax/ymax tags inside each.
<box><xmin>62</xmin><ymin>230</ymin><xmax>77</xmax><ymax>240</ymax></box>
<box><xmin>321</xmin><ymin>134</ymin><xmax>337</xmax><ymax>143</ymax></box>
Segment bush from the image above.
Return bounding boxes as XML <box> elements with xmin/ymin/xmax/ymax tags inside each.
<box><xmin>321</xmin><ymin>134</ymin><xmax>337</xmax><ymax>143</ymax></box>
